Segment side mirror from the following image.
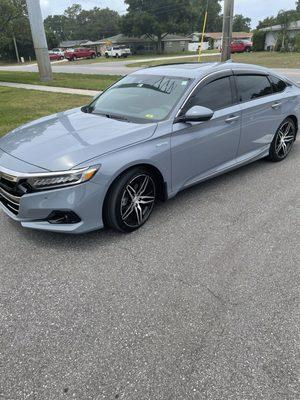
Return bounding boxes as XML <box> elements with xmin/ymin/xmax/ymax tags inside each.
<box><xmin>178</xmin><ymin>105</ymin><xmax>214</xmax><ymax>123</ymax></box>
<box><xmin>81</xmin><ymin>105</ymin><xmax>89</xmax><ymax>113</ymax></box>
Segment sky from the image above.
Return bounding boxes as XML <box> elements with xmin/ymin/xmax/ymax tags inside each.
<box><xmin>40</xmin><ymin>0</ymin><xmax>297</xmax><ymax>28</ymax></box>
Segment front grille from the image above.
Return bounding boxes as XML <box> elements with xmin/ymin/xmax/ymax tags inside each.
<box><xmin>0</xmin><ymin>186</ymin><xmax>21</xmax><ymax>215</ymax></box>
<box><xmin>0</xmin><ymin>175</ymin><xmax>30</xmax><ymax>216</ymax></box>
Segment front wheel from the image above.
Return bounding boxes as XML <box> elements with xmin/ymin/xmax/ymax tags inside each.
<box><xmin>104</xmin><ymin>168</ymin><xmax>157</xmax><ymax>232</ymax></box>
<box><xmin>268</xmin><ymin>118</ymin><xmax>296</xmax><ymax>162</ymax></box>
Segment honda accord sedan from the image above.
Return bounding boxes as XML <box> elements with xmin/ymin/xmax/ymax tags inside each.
<box><xmin>0</xmin><ymin>62</ymin><xmax>298</xmax><ymax>233</ymax></box>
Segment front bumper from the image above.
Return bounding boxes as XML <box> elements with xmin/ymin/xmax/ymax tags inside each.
<box><xmin>0</xmin><ymin>180</ymin><xmax>106</xmax><ymax>234</ymax></box>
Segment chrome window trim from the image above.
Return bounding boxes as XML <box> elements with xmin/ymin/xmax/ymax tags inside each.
<box><xmin>175</xmin><ymin>69</ymin><xmax>233</xmax><ymax>118</ymax></box>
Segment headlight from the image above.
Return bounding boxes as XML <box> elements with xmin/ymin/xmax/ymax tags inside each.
<box><xmin>27</xmin><ymin>166</ymin><xmax>99</xmax><ymax>190</ymax></box>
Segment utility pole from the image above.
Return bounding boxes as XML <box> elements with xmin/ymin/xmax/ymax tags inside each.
<box><xmin>26</xmin><ymin>0</ymin><xmax>53</xmax><ymax>81</ymax></box>
<box><xmin>13</xmin><ymin>36</ymin><xmax>20</xmax><ymax>63</ymax></box>
<box><xmin>221</xmin><ymin>0</ymin><xmax>234</xmax><ymax>62</ymax></box>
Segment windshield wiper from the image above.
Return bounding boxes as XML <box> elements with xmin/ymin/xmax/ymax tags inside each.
<box><xmin>105</xmin><ymin>113</ymin><xmax>132</xmax><ymax>122</ymax></box>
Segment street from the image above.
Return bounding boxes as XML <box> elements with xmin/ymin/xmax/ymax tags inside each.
<box><xmin>0</xmin><ymin>141</ymin><xmax>299</xmax><ymax>399</ymax></box>
<box><xmin>1</xmin><ymin>57</ymin><xmax>300</xmax><ymax>82</ymax></box>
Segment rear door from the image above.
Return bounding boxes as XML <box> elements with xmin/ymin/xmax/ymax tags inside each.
<box><xmin>234</xmin><ymin>71</ymin><xmax>288</xmax><ymax>159</ymax></box>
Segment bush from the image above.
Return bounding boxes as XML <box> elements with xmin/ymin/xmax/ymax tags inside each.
<box><xmin>293</xmin><ymin>34</ymin><xmax>300</xmax><ymax>51</ymax></box>
<box><xmin>252</xmin><ymin>30</ymin><xmax>266</xmax><ymax>51</ymax></box>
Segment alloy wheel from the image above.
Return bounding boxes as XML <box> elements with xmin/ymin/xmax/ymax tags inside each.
<box><xmin>120</xmin><ymin>174</ymin><xmax>156</xmax><ymax>228</ymax></box>
<box><xmin>275</xmin><ymin>121</ymin><xmax>296</xmax><ymax>159</ymax></box>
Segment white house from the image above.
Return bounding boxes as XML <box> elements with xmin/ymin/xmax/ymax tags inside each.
<box><xmin>189</xmin><ymin>32</ymin><xmax>253</xmax><ymax>51</ymax></box>
<box><xmin>260</xmin><ymin>20</ymin><xmax>300</xmax><ymax>50</ymax></box>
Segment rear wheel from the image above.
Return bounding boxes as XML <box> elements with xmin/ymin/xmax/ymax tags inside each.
<box><xmin>268</xmin><ymin>118</ymin><xmax>296</xmax><ymax>162</ymax></box>
<box><xmin>104</xmin><ymin>168</ymin><xmax>157</xmax><ymax>232</ymax></box>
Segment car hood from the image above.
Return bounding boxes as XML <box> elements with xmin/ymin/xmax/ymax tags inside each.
<box><xmin>0</xmin><ymin>108</ymin><xmax>157</xmax><ymax>171</ymax></box>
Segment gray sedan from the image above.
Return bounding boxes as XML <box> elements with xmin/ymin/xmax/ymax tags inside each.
<box><xmin>0</xmin><ymin>62</ymin><xmax>298</xmax><ymax>233</ymax></box>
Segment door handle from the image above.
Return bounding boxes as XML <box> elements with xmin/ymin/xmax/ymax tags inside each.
<box><xmin>225</xmin><ymin>115</ymin><xmax>240</xmax><ymax>123</ymax></box>
<box><xmin>271</xmin><ymin>102</ymin><xmax>282</xmax><ymax>109</ymax></box>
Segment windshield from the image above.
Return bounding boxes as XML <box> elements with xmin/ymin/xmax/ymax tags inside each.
<box><xmin>88</xmin><ymin>74</ymin><xmax>192</xmax><ymax>123</ymax></box>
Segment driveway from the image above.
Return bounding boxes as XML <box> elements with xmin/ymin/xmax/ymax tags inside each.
<box><xmin>0</xmin><ymin>141</ymin><xmax>299</xmax><ymax>399</ymax></box>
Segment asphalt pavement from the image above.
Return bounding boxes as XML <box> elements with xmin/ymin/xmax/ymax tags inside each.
<box><xmin>1</xmin><ymin>57</ymin><xmax>300</xmax><ymax>82</ymax></box>
<box><xmin>0</xmin><ymin>140</ymin><xmax>299</xmax><ymax>399</ymax></box>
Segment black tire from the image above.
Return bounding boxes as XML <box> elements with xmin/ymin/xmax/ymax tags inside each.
<box><xmin>104</xmin><ymin>168</ymin><xmax>157</xmax><ymax>233</ymax></box>
<box><xmin>105</xmin><ymin>53</ymin><xmax>109</xmax><ymax>58</ymax></box>
<box><xmin>73</xmin><ymin>56</ymin><xmax>77</xmax><ymax>61</ymax></box>
<box><xmin>245</xmin><ymin>47</ymin><xmax>251</xmax><ymax>52</ymax></box>
<box><xmin>267</xmin><ymin>117</ymin><xmax>296</xmax><ymax>162</ymax></box>
<box><xmin>92</xmin><ymin>54</ymin><xmax>96</xmax><ymax>59</ymax></box>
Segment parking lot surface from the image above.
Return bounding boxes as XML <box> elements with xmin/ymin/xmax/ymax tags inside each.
<box><xmin>0</xmin><ymin>142</ymin><xmax>299</xmax><ymax>399</ymax></box>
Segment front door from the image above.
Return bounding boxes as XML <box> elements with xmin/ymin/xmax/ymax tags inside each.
<box><xmin>171</xmin><ymin>73</ymin><xmax>242</xmax><ymax>192</ymax></box>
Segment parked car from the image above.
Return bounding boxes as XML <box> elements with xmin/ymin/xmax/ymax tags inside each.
<box><xmin>0</xmin><ymin>63</ymin><xmax>298</xmax><ymax>233</ymax></box>
<box><xmin>230</xmin><ymin>40</ymin><xmax>253</xmax><ymax>53</ymax></box>
<box><xmin>105</xmin><ymin>45</ymin><xmax>131</xmax><ymax>58</ymax></box>
<box><xmin>50</xmin><ymin>48</ymin><xmax>65</xmax><ymax>57</ymax></box>
<box><xmin>64</xmin><ymin>47</ymin><xmax>96</xmax><ymax>61</ymax></box>
<box><xmin>48</xmin><ymin>51</ymin><xmax>64</xmax><ymax>61</ymax></box>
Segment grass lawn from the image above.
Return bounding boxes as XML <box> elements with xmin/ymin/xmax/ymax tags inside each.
<box><xmin>0</xmin><ymin>71</ymin><xmax>120</xmax><ymax>91</ymax></box>
<box><xmin>127</xmin><ymin>51</ymin><xmax>300</xmax><ymax>69</ymax></box>
<box><xmin>0</xmin><ymin>87</ymin><xmax>91</xmax><ymax>137</ymax></box>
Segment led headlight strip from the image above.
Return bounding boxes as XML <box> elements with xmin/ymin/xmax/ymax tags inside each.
<box><xmin>26</xmin><ymin>166</ymin><xmax>99</xmax><ymax>190</ymax></box>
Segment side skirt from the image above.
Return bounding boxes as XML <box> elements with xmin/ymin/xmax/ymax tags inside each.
<box><xmin>168</xmin><ymin>145</ymin><xmax>270</xmax><ymax>199</ymax></box>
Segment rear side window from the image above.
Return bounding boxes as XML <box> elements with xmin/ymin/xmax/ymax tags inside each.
<box><xmin>186</xmin><ymin>77</ymin><xmax>233</xmax><ymax>111</ymax></box>
<box><xmin>236</xmin><ymin>75</ymin><xmax>273</xmax><ymax>102</ymax></box>
<box><xmin>269</xmin><ymin>75</ymin><xmax>287</xmax><ymax>93</ymax></box>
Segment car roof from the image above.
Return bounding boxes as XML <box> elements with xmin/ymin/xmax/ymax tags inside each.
<box><xmin>132</xmin><ymin>62</ymin><xmax>271</xmax><ymax>80</ymax></box>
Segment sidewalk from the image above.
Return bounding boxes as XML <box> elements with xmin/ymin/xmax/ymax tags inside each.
<box><xmin>0</xmin><ymin>81</ymin><xmax>99</xmax><ymax>96</ymax></box>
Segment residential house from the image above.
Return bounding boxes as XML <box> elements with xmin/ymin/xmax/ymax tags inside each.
<box><xmin>59</xmin><ymin>40</ymin><xmax>89</xmax><ymax>49</ymax></box>
<box><xmin>190</xmin><ymin>32</ymin><xmax>253</xmax><ymax>50</ymax></box>
<box><xmin>260</xmin><ymin>20</ymin><xmax>300</xmax><ymax>50</ymax></box>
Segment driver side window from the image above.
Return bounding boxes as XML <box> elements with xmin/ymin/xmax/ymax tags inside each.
<box><xmin>184</xmin><ymin>77</ymin><xmax>233</xmax><ymax>112</ymax></box>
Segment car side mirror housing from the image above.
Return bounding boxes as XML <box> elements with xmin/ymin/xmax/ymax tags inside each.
<box><xmin>178</xmin><ymin>106</ymin><xmax>214</xmax><ymax>123</ymax></box>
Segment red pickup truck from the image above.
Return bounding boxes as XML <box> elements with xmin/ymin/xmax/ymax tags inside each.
<box><xmin>64</xmin><ymin>47</ymin><xmax>97</xmax><ymax>61</ymax></box>
<box><xmin>230</xmin><ymin>40</ymin><xmax>252</xmax><ymax>53</ymax></box>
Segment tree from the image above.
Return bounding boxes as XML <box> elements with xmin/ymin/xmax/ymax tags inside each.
<box><xmin>0</xmin><ymin>0</ymin><xmax>34</xmax><ymax>62</ymax></box>
<box><xmin>64</xmin><ymin>3</ymin><xmax>82</xmax><ymax>20</ymax></box>
<box><xmin>73</xmin><ymin>7</ymin><xmax>121</xmax><ymax>40</ymax></box>
<box><xmin>122</xmin><ymin>0</ymin><xmax>197</xmax><ymax>53</ymax></box>
<box><xmin>276</xmin><ymin>10</ymin><xmax>297</xmax><ymax>51</ymax></box>
<box><xmin>191</xmin><ymin>0</ymin><xmax>222</xmax><ymax>32</ymax></box>
<box><xmin>45</xmin><ymin>4</ymin><xmax>121</xmax><ymax>42</ymax></box>
<box><xmin>233</xmin><ymin>14</ymin><xmax>251</xmax><ymax>32</ymax></box>
<box><xmin>257</xmin><ymin>16</ymin><xmax>277</xmax><ymax>30</ymax></box>
<box><xmin>296</xmin><ymin>0</ymin><xmax>300</xmax><ymax>12</ymax></box>
<box><xmin>44</xmin><ymin>15</ymin><xmax>69</xmax><ymax>42</ymax></box>
<box><xmin>0</xmin><ymin>0</ymin><xmax>27</xmax><ymax>36</ymax></box>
